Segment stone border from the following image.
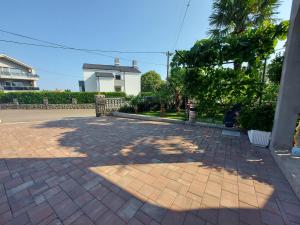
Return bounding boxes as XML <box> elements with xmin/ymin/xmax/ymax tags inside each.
<box><xmin>111</xmin><ymin>112</ymin><xmax>241</xmax><ymax>131</ymax></box>
<box><xmin>0</xmin><ymin>104</ymin><xmax>95</xmax><ymax>110</ymax></box>
<box><xmin>270</xmin><ymin>147</ymin><xmax>300</xmax><ymax>200</ymax></box>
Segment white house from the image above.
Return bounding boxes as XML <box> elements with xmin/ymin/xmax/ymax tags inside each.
<box><xmin>0</xmin><ymin>54</ymin><xmax>39</xmax><ymax>91</ymax></box>
<box><xmin>81</xmin><ymin>58</ymin><xmax>141</xmax><ymax>95</ymax></box>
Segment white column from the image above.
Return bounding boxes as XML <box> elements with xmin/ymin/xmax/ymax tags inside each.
<box><xmin>271</xmin><ymin>0</ymin><xmax>300</xmax><ymax>149</ymax></box>
<box><xmin>96</xmin><ymin>77</ymin><xmax>100</xmax><ymax>92</ymax></box>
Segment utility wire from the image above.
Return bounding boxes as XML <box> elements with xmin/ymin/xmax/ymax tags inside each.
<box><xmin>0</xmin><ymin>28</ymin><xmax>165</xmax><ymax>54</ymax></box>
<box><xmin>0</xmin><ymin>29</ymin><xmax>166</xmax><ymax>66</ymax></box>
<box><xmin>37</xmin><ymin>68</ymin><xmax>82</xmax><ymax>78</ymax></box>
<box><xmin>173</xmin><ymin>0</ymin><xmax>192</xmax><ymax>51</ymax></box>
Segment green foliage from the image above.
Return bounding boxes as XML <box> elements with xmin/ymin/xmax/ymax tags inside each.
<box><xmin>121</xmin><ymin>94</ymin><xmax>160</xmax><ymax>113</ymax></box>
<box><xmin>118</xmin><ymin>105</ymin><xmax>135</xmax><ymax>113</ymax></box>
<box><xmin>141</xmin><ymin>71</ymin><xmax>163</xmax><ymax>92</ymax></box>
<box><xmin>268</xmin><ymin>53</ymin><xmax>284</xmax><ymax>83</ymax></box>
<box><xmin>239</xmin><ymin>103</ymin><xmax>275</xmax><ymax>131</ymax></box>
<box><xmin>185</xmin><ymin>67</ymin><xmax>260</xmax><ymax>115</ymax></box>
<box><xmin>171</xmin><ymin>20</ymin><xmax>288</xmax><ymax>122</ymax></box>
<box><xmin>155</xmin><ymin>82</ymin><xmax>172</xmax><ymax>105</ymax></box>
<box><xmin>0</xmin><ymin>91</ymin><xmax>126</xmax><ymax>104</ymax></box>
<box><xmin>182</xmin><ymin>21</ymin><xmax>289</xmax><ymax>69</ymax></box>
<box><xmin>167</xmin><ymin>68</ymin><xmax>187</xmax><ymax>111</ymax></box>
<box><xmin>262</xmin><ymin>83</ymin><xmax>279</xmax><ymax>103</ymax></box>
<box><xmin>140</xmin><ymin>92</ymin><xmax>156</xmax><ymax>97</ymax></box>
<box><xmin>209</xmin><ymin>0</ymin><xmax>280</xmax><ymax>37</ymax></box>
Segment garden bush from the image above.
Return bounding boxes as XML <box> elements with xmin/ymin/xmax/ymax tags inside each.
<box><xmin>140</xmin><ymin>92</ymin><xmax>156</xmax><ymax>97</ymax></box>
<box><xmin>118</xmin><ymin>105</ymin><xmax>135</xmax><ymax>113</ymax></box>
<box><xmin>239</xmin><ymin>103</ymin><xmax>275</xmax><ymax>131</ymax></box>
<box><xmin>0</xmin><ymin>91</ymin><xmax>126</xmax><ymax>104</ymax></box>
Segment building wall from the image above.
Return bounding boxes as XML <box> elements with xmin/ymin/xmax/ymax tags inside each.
<box><xmin>83</xmin><ymin>69</ymin><xmax>98</xmax><ymax>92</ymax></box>
<box><xmin>124</xmin><ymin>72</ymin><xmax>141</xmax><ymax>96</ymax></box>
<box><xmin>0</xmin><ymin>58</ymin><xmax>36</xmax><ymax>73</ymax></box>
<box><xmin>98</xmin><ymin>77</ymin><xmax>114</xmax><ymax>92</ymax></box>
<box><xmin>83</xmin><ymin>69</ymin><xmax>141</xmax><ymax>95</ymax></box>
<box><xmin>0</xmin><ymin>58</ymin><xmax>26</xmax><ymax>71</ymax></box>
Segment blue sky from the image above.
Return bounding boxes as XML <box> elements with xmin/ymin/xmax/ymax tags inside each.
<box><xmin>0</xmin><ymin>0</ymin><xmax>293</xmax><ymax>91</ymax></box>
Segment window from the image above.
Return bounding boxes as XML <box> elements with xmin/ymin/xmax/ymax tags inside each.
<box><xmin>115</xmin><ymin>86</ymin><xmax>122</xmax><ymax>92</ymax></box>
<box><xmin>10</xmin><ymin>68</ymin><xmax>25</xmax><ymax>75</ymax></box>
<box><xmin>2</xmin><ymin>67</ymin><xmax>9</xmax><ymax>74</ymax></box>
<box><xmin>115</xmin><ymin>74</ymin><xmax>121</xmax><ymax>80</ymax></box>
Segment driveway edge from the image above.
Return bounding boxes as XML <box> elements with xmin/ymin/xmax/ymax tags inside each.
<box><xmin>111</xmin><ymin>112</ymin><xmax>241</xmax><ymax>131</ymax></box>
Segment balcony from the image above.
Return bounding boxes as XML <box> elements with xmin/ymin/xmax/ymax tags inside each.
<box><xmin>0</xmin><ymin>67</ymin><xmax>39</xmax><ymax>80</ymax></box>
<box><xmin>114</xmin><ymin>79</ymin><xmax>125</xmax><ymax>87</ymax></box>
<box><xmin>0</xmin><ymin>86</ymin><xmax>39</xmax><ymax>91</ymax></box>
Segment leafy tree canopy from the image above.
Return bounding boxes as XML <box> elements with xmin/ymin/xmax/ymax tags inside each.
<box><xmin>184</xmin><ymin>67</ymin><xmax>259</xmax><ymax>109</ymax></box>
<box><xmin>209</xmin><ymin>0</ymin><xmax>280</xmax><ymax>37</ymax></box>
<box><xmin>176</xmin><ymin>21</ymin><xmax>288</xmax><ymax>69</ymax></box>
<box><xmin>268</xmin><ymin>53</ymin><xmax>284</xmax><ymax>83</ymax></box>
<box><xmin>141</xmin><ymin>70</ymin><xmax>163</xmax><ymax>92</ymax></box>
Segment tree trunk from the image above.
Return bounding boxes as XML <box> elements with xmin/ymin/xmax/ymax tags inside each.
<box><xmin>160</xmin><ymin>103</ymin><xmax>166</xmax><ymax>117</ymax></box>
<box><xmin>175</xmin><ymin>91</ymin><xmax>181</xmax><ymax>112</ymax></box>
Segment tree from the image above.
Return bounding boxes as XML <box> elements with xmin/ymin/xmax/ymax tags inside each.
<box><xmin>184</xmin><ymin>67</ymin><xmax>259</xmax><ymax>116</ymax></box>
<box><xmin>268</xmin><ymin>53</ymin><xmax>284</xmax><ymax>83</ymax></box>
<box><xmin>141</xmin><ymin>71</ymin><xmax>163</xmax><ymax>92</ymax></box>
<box><xmin>209</xmin><ymin>0</ymin><xmax>280</xmax><ymax>37</ymax></box>
<box><xmin>179</xmin><ymin>21</ymin><xmax>288</xmax><ymax>70</ymax></box>
<box><xmin>209</xmin><ymin>0</ymin><xmax>281</xmax><ymax>70</ymax></box>
<box><xmin>167</xmin><ymin>68</ymin><xmax>186</xmax><ymax>112</ymax></box>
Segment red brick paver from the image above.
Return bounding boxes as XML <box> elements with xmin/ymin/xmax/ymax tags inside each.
<box><xmin>0</xmin><ymin>117</ymin><xmax>299</xmax><ymax>225</ymax></box>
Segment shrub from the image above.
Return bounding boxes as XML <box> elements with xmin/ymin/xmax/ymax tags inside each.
<box><xmin>0</xmin><ymin>91</ymin><xmax>126</xmax><ymax>104</ymax></box>
<box><xmin>140</xmin><ymin>92</ymin><xmax>156</xmax><ymax>97</ymax></box>
<box><xmin>239</xmin><ymin>103</ymin><xmax>275</xmax><ymax>131</ymax></box>
<box><xmin>118</xmin><ymin>105</ymin><xmax>135</xmax><ymax>113</ymax></box>
<box><xmin>268</xmin><ymin>53</ymin><xmax>284</xmax><ymax>84</ymax></box>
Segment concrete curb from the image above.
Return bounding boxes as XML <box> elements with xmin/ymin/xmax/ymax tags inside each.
<box><xmin>111</xmin><ymin>112</ymin><xmax>242</xmax><ymax>131</ymax></box>
<box><xmin>269</xmin><ymin>146</ymin><xmax>300</xmax><ymax>200</ymax></box>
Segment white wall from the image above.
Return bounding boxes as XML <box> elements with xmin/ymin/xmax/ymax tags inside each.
<box><xmin>124</xmin><ymin>73</ymin><xmax>141</xmax><ymax>96</ymax></box>
<box><xmin>83</xmin><ymin>69</ymin><xmax>98</xmax><ymax>92</ymax></box>
<box><xmin>83</xmin><ymin>69</ymin><xmax>141</xmax><ymax>95</ymax></box>
<box><xmin>98</xmin><ymin>77</ymin><xmax>114</xmax><ymax>92</ymax></box>
<box><xmin>0</xmin><ymin>58</ymin><xmax>27</xmax><ymax>71</ymax></box>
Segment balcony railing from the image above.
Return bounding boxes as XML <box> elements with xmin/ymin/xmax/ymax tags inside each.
<box><xmin>114</xmin><ymin>79</ymin><xmax>125</xmax><ymax>86</ymax></box>
<box><xmin>0</xmin><ymin>68</ymin><xmax>39</xmax><ymax>78</ymax></box>
<box><xmin>0</xmin><ymin>86</ymin><xmax>39</xmax><ymax>91</ymax></box>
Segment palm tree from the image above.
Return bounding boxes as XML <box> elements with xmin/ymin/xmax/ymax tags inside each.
<box><xmin>209</xmin><ymin>0</ymin><xmax>280</xmax><ymax>37</ymax></box>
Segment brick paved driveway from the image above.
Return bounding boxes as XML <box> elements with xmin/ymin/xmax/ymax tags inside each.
<box><xmin>0</xmin><ymin>117</ymin><xmax>299</xmax><ymax>225</ymax></box>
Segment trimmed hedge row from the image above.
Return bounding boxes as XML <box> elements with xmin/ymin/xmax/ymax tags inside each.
<box><xmin>0</xmin><ymin>91</ymin><xmax>126</xmax><ymax>104</ymax></box>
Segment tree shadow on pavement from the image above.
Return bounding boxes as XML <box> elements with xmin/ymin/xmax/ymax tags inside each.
<box><xmin>0</xmin><ymin>117</ymin><xmax>299</xmax><ymax>225</ymax></box>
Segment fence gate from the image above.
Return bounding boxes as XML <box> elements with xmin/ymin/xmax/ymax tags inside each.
<box><xmin>95</xmin><ymin>95</ymin><xmax>125</xmax><ymax>117</ymax></box>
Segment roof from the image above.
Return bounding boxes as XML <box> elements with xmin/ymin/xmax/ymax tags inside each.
<box><xmin>95</xmin><ymin>72</ymin><xmax>114</xmax><ymax>78</ymax></box>
<box><xmin>83</xmin><ymin>63</ymin><xmax>141</xmax><ymax>73</ymax></box>
<box><xmin>0</xmin><ymin>54</ymin><xmax>34</xmax><ymax>70</ymax></box>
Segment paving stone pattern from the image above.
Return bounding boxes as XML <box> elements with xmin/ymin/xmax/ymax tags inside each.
<box><xmin>0</xmin><ymin>117</ymin><xmax>299</xmax><ymax>225</ymax></box>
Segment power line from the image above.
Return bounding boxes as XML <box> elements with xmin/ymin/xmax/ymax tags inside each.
<box><xmin>0</xmin><ymin>29</ymin><xmax>166</xmax><ymax>66</ymax></box>
<box><xmin>173</xmin><ymin>0</ymin><xmax>192</xmax><ymax>51</ymax></box>
<box><xmin>37</xmin><ymin>68</ymin><xmax>82</xmax><ymax>78</ymax></box>
<box><xmin>0</xmin><ymin>28</ymin><xmax>166</xmax><ymax>54</ymax></box>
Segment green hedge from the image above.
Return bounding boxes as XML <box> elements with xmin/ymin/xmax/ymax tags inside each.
<box><xmin>0</xmin><ymin>91</ymin><xmax>126</xmax><ymax>104</ymax></box>
<box><xmin>239</xmin><ymin>103</ymin><xmax>275</xmax><ymax>132</ymax></box>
